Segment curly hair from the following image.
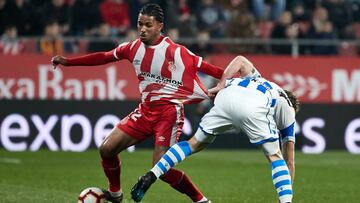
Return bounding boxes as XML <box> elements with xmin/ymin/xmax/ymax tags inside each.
<box><xmin>140</xmin><ymin>3</ymin><xmax>164</xmax><ymax>23</ymax></box>
<box><xmin>283</xmin><ymin>89</ymin><xmax>300</xmax><ymax>113</ymax></box>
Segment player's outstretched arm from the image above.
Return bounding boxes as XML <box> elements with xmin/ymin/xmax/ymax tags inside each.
<box><xmin>51</xmin><ymin>55</ymin><xmax>68</xmax><ymax>69</ymax></box>
<box><xmin>282</xmin><ymin>141</ymin><xmax>295</xmax><ymax>183</ymax></box>
<box><xmin>51</xmin><ymin>51</ymin><xmax>117</xmax><ymax>69</ymax></box>
<box><xmin>198</xmin><ymin>61</ymin><xmax>224</xmax><ymax>79</ymax></box>
<box><xmin>208</xmin><ymin>55</ymin><xmax>257</xmax><ymax>97</ymax></box>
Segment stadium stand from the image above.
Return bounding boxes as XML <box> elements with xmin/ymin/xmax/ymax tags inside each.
<box><xmin>0</xmin><ymin>0</ymin><xmax>359</xmax><ymax>56</ymax></box>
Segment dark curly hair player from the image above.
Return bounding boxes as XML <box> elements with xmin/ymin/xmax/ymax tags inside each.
<box><xmin>52</xmin><ymin>3</ymin><xmax>223</xmax><ymax>203</ymax></box>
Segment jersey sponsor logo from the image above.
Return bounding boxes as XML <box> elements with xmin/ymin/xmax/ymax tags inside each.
<box><xmin>139</xmin><ymin>72</ymin><xmax>183</xmax><ymax>87</ymax></box>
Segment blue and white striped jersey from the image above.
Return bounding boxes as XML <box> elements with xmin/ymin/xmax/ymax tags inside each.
<box><xmin>225</xmin><ymin>77</ymin><xmax>296</xmax><ymax>143</ymax></box>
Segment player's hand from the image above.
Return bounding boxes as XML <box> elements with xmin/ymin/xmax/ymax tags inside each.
<box><xmin>51</xmin><ymin>55</ymin><xmax>67</xmax><ymax>69</ymax></box>
<box><xmin>207</xmin><ymin>83</ymin><xmax>225</xmax><ymax>99</ymax></box>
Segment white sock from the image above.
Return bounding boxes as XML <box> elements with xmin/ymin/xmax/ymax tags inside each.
<box><xmin>195</xmin><ymin>196</ymin><xmax>208</xmax><ymax>203</ymax></box>
<box><xmin>109</xmin><ymin>189</ymin><xmax>122</xmax><ymax>197</ymax></box>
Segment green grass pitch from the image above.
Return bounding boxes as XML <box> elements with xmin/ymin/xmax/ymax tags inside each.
<box><xmin>0</xmin><ymin>149</ymin><xmax>359</xmax><ymax>203</ymax></box>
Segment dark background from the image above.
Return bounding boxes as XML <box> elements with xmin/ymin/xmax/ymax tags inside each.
<box><xmin>0</xmin><ymin>100</ymin><xmax>359</xmax><ymax>152</ymax></box>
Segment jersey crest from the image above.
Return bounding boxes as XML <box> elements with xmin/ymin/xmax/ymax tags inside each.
<box><xmin>167</xmin><ymin>61</ymin><xmax>176</xmax><ymax>72</ymax></box>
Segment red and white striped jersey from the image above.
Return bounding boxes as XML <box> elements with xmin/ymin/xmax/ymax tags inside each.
<box><xmin>113</xmin><ymin>36</ymin><xmax>209</xmax><ymax>104</ymax></box>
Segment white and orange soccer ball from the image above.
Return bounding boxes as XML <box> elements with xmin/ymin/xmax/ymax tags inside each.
<box><xmin>78</xmin><ymin>187</ymin><xmax>106</xmax><ymax>203</ymax></box>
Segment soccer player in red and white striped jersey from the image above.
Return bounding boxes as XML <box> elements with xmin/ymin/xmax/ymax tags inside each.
<box><xmin>52</xmin><ymin>3</ymin><xmax>222</xmax><ymax>203</ymax></box>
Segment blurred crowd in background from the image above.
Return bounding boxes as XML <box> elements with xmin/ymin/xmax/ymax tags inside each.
<box><xmin>1</xmin><ymin>0</ymin><xmax>360</xmax><ymax>56</ymax></box>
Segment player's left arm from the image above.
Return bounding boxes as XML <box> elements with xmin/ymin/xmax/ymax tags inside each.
<box><xmin>282</xmin><ymin>140</ymin><xmax>295</xmax><ymax>183</ymax></box>
<box><xmin>198</xmin><ymin>61</ymin><xmax>224</xmax><ymax>79</ymax></box>
<box><xmin>277</xmin><ymin>92</ymin><xmax>298</xmax><ymax>183</ymax></box>
<box><xmin>183</xmin><ymin>46</ymin><xmax>224</xmax><ymax>79</ymax></box>
<box><xmin>279</xmin><ymin>114</ymin><xmax>296</xmax><ymax>184</ymax></box>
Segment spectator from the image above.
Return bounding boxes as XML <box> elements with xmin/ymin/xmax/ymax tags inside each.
<box><xmin>349</xmin><ymin>0</ymin><xmax>360</xmax><ymax>22</ymax></box>
<box><xmin>41</xmin><ymin>0</ymin><xmax>71</xmax><ymax>35</ymax></box>
<box><xmin>310</xmin><ymin>21</ymin><xmax>338</xmax><ymax>55</ymax></box>
<box><xmin>0</xmin><ymin>0</ymin><xmax>8</xmax><ymax>34</ymax></box>
<box><xmin>251</xmin><ymin>0</ymin><xmax>286</xmax><ymax>21</ymax></box>
<box><xmin>196</xmin><ymin>0</ymin><xmax>226</xmax><ymax>38</ymax></box>
<box><xmin>5</xmin><ymin>0</ymin><xmax>37</xmax><ymax>36</ymax></box>
<box><xmin>100</xmin><ymin>0</ymin><xmax>130</xmax><ymax>36</ymax></box>
<box><xmin>38</xmin><ymin>21</ymin><xmax>74</xmax><ymax>55</ymax></box>
<box><xmin>87</xmin><ymin>23</ymin><xmax>117</xmax><ymax>52</ymax></box>
<box><xmin>271</xmin><ymin>11</ymin><xmax>302</xmax><ymax>54</ymax></box>
<box><xmin>289</xmin><ymin>2</ymin><xmax>311</xmax><ymax>36</ymax></box>
<box><xmin>307</xmin><ymin>6</ymin><xmax>329</xmax><ymax>35</ymax></box>
<box><xmin>225</xmin><ymin>0</ymin><xmax>257</xmax><ymax>53</ymax></box>
<box><xmin>189</xmin><ymin>31</ymin><xmax>214</xmax><ymax>56</ymax></box>
<box><xmin>70</xmin><ymin>0</ymin><xmax>102</xmax><ymax>36</ymax></box>
<box><xmin>303</xmin><ymin>7</ymin><xmax>330</xmax><ymax>54</ymax></box>
<box><xmin>322</xmin><ymin>0</ymin><xmax>353</xmax><ymax>39</ymax></box>
<box><xmin>177</xmin><ymin>0</ymin><xmax>197</xmax><ymax>37</ymax></box>
<box><xmin>0</xmin><ymin>25</ymin><xmax>25</xmax><ymax>55</ymax></box>
<box><xmin>290</xmin><ymin>2</ymin><xmax>310</xmax><ymax>22</ymax></box>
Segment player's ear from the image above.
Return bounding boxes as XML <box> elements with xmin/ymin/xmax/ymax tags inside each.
<box><xmin>157</xmin><ymin>22</ymin><xmax>164</xmax><ymax>32</ymax></box>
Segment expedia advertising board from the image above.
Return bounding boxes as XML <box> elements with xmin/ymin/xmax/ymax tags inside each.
<box><xmin>0</xmin><ymin>101</ymin><xmax>359</xmax><ymax>153</ymax></box>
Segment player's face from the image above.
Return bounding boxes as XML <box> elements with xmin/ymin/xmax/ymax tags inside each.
<box><xmin>137</xmin><ymin>14</ymin><xmax>163</xmax><ymax>45</ymax></box>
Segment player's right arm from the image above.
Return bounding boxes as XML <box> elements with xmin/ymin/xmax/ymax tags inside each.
<box><xmin>51</xmin><ymin>51</ymin><xmax>117</xmax><ymax>69</ymax></box>
<box><xmin>51</xmin><ymin>41</ymin><xmax>134</xmax><ymax>69</ymax></box>
<box><xmin>208</xmin><ymin>55</ymin><xmax>259</xmax><ymax>97</ymax></box>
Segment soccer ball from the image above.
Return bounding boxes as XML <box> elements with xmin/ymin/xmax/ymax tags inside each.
<box><xmin>78</xmin><ymin>187</ymin><xmax>106</xmax><ymax>203</ymax></box>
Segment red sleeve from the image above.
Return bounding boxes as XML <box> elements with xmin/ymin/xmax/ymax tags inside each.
<box><xmin>66</xmin><ymin>51</ymin><xmax>116</xmax><ymax>66</ymax></box>
<box><xmin>113</xmin><ymin>42</ymin><xmax>132</xmax><ymax>60</ymax></box>
<box><xmin>198</xmin><ymin>61</ymin><xmax>224</xmax><ymax>79</ymax></box>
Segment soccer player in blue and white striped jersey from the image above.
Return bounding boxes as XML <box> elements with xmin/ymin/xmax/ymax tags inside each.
<box><xmin>131</xmin><ymin>56</ymin><xmax>299</xmax><ymax>203</ymax></box>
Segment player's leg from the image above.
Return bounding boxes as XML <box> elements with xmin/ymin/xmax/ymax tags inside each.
<box><xmin>243</xmin><ymin>114</ymin><xmax>293</xmax><ymax>202</ymax></box>
<box><xmin>99</xmin><ymin>127</ymin><xmax>139</xmax><ymax>202</ymax></box>
<box><xmin>131</xmin><ymin>104</ymin><xmax>216</xmax><ymax>202</ymax></box>
<box><xmin>262</xmin><ymin>142</ymin><xmax>293</xmax><ymax>203</ymax></box>
<box><xmin>152</xmin><ymin>104</ymin><xmax>212</xmax><ymax>203</ymax></box>
<box><xmin>228</xmin><ymin>87</ymin><xmax>292</xmax><ymax>202</ymax></box>
<box><xmin>131</xmin><ymin>134</ymin><xmax>218</xmax><ymax>201</ymax></box>
<box><xmin>100</xmin><ymin>105</ymin><xmax>151</xmax><ymax>203</ymax></box>
<box><xmin>151</xmin><ymin>130</ymin><xmax>214</xmax><ymax>179</ymax></box>
<box><xmin>147</xmin><ymin>96</ymin><xmax>231</xmax><ymax>180</ymax></box>
<box><xmin>154</xmin><ymin>143</ymin><xmax>211</xmax><ymax>203</ymax></box>
<box><xmin>130</xmin><ymin>139</ymin><xmax>211</xmax><ymax>203</ymax></box>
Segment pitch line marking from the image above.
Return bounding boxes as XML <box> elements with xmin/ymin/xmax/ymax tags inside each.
<box><xmin>0</xmin><ymin>158</ymin><xmax>22</xmax><ymax>164</ymax></box>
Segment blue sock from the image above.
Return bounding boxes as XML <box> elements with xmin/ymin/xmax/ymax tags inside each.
<box><xmin>271</xmin><ymin>159</ymin><xmax>293</xmax><ymax>203</ymax></box>
<box><xmin>151</xmin><ymin>141</ymin><xmax>192</xmax><ymax>178</ymax></box>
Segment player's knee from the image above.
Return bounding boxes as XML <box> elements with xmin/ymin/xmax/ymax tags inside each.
<box><xmin>99</xmin><ymin>142</ymin><xmax>117</xmax><ymax>158</ymax></box>
<box><xmin>267</xmin><ymin>151</ymin><xmax>283</xmax><ymax>162</ymax></box>
<box><xmin>188</xmin><ymin>138</ymin><xmax>209</xmax><ymax>153</ymax></box>
<box><xmin>262</xmin><ymin>141</ymin><xmax>281</xmax><ymax>155</ymax></box>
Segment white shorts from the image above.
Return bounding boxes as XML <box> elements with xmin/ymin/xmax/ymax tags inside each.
<box><xmin>195</xmin><ymin>85</ymin><xmax>279</xmax><ymax>145</ymax></box>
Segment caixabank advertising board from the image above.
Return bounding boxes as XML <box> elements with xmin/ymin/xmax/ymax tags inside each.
<box><xmin>1</xmin><ymin>55</ymin><xmax>359</xmax><ymax>153</ymax></box>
